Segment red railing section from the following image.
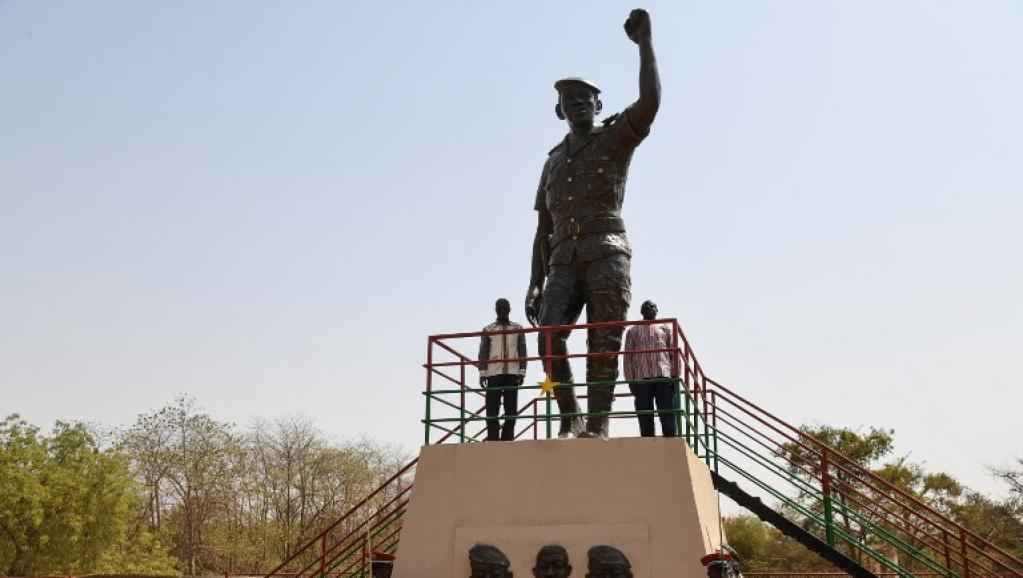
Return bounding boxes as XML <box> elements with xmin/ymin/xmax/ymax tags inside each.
<box><xmin>264</xmin><ymin>319</ymin><xmax>1023</xmax><ymax>578</ymax></box>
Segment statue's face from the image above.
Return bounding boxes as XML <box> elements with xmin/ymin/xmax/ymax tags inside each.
<box><xmin>587</xmin><ymin>567</ymin><xmax>632</xmax><ymax>578</ymax></box>
<box><xmin>471</xmin><ymin>564</ymin><xmax>512</xmax><ymax>578</ymax></box>
<box><xmin>559</xmin><ymin>84</ymin><xmax>599</xmax><ymax>126</ymax></box>
<box><xmin>534</xmin><ymin>550</ymin><xmax>571</xmax><ymax>577</ymax></box>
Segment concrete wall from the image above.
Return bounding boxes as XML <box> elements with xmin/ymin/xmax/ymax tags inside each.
<box><xmin>391</xmin><ymin>437</ymin><xmax>722</xmax><ymax>578</ymax></box>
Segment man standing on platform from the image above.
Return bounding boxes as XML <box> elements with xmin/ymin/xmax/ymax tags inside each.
<box><xmin>525</xmin><ymin>8</ymin><xmax>661</xmax><ymax>440</ymax></box>
<box><xmin>623</xmin><ymin>300</ymin><xmax>678</xmax><ymax>437</ymax></box>
<box><xmin>478</xmin><ymin>298</ymin><xmax>528</xmax><ymax>441</ymax></box>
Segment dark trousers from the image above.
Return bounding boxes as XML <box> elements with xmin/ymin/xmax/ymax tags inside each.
<box><xmin>484</xmin><ymin>374</ymin><xmax>520</xmax><ymax>441</ymax></box>
<box><xmin>629</xmin><ymin>379</ymin><xmax>678</xmax><ymax>437</ymax></box>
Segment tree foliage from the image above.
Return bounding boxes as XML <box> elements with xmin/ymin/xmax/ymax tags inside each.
<box><xmin>119</xmin><ymin>397</ymin><xmax>407</xmax><ymax>575</ymax></box>
<box><xmin>5</xmin><ymin>404</ymin><xmax>1017</xmax><ymax>576</ymax></box>
<box><xmin>121</xmin><ymin>396</ymin><xmax>239</xmax><ymax>575</ymax></box>
<box><xmin>965</xmin><ymin>459</ymin><xmax>1023</xmax><ymax>558</ymax></box>
<box><xmin>0</xmin><ymin>415</ymin><xmax>173</xmax><ymax>576</ymax></box>
<box><xmin>724</xmin><ymin>515</ymin><xmax>842</xmax><ymax>572</ymax></box>
<box><xmin>2</xmin><ymin>398</ymin><xmax>405</xmax><ymax>577</ymax></box>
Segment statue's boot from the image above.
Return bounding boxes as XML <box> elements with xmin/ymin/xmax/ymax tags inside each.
<box><xmin>580</xmin><ymin>384</ymin><xmax>613</xmax><ymax>440</ymax></box>
<box><xmin>554</xmin><ymin>384</ymin><xmax>584</xmax><ymax>438</ymax></box>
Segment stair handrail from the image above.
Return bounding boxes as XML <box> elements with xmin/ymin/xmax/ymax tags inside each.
<box><xmin>702</xmin><ymin>374</ymin><xmax>1023</xmax><ymax>575</ymax></box>
<box><xmin>263</xmin><ymin>457</ymin><xmax>418</xmax><ymax>578</ymax></box>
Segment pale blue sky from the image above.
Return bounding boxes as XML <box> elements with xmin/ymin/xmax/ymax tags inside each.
<box><xmin>2</xmin><ymin>1</ymin><xmax>1020</xmax><ymax>498</ymax></box>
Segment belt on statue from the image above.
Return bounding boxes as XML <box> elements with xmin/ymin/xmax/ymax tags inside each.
<box><xmin>550</xmin><ymin>216</ymin><xmax>625</xmax><ymax>249</ymax></box>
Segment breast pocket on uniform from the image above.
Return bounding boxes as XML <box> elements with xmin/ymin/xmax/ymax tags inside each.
<box><xmin>580</xmin><ymin>158</ymin><xmax>618</xmax><ymax>210</ymax></box>
<box><xmin>546</xmin><ymin>159</ymin><xmax>570</xmax><ymax>210</ymax></box>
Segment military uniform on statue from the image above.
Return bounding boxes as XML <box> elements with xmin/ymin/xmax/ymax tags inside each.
<box><xmin>525</xmin><ymin>8</ymin><xmax>660</xmax><ymax>440</ymax></box>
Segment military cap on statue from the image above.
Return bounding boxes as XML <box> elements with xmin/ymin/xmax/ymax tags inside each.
<box><xmin>554</xmin><ymin>77</ymin><xmax>602</xmax><ymax>95</ymax></box>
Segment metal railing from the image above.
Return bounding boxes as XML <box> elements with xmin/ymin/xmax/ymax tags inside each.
<box><xmin>703</xmin><ymin>377</ymin><xmax>1023</xmax><ymax>578</ymax></box>
<box><xmin>265</xmin><ymin>318</ymin><xmax>1023</xmax><ymax>578</ymax></box>
<box><xmin>423</xmin><ymin>318</ymin><xmax>704</xmax><ymax>446</ymax></box>
<box><xmin>262</xmin><ymin>458</ymin><xmax>414</xmax><ymax>578</ymax></box>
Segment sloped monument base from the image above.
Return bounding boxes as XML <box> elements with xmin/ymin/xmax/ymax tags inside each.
<box><xmin>391</xmin><ymin>437</ymin><xmax>723</xmax><ymax>577</ymax></box>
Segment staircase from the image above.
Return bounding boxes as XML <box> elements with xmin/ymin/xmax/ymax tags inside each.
<box><xmin>694</xmin><ymin>375</ymin><xmax>1023</xmax><ymax>578</ymax></box>
<box><xmin>264</xmin><ymin>320</ymin><xmax>1023</xmax><ymax>578</ymax></box>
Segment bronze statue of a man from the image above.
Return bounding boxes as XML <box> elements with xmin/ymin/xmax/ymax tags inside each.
<box><xmin>526</xmin><ymin>8</ymin><xmax>661</xmax><ymax>439</ymax></box>
<box><xmin>534</xmin><ymin>544</ymin><xmax>573</xmax><ymax>577</ymax></box>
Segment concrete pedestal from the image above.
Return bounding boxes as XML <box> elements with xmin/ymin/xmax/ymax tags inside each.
<box><xmin>392</xmin><ymin>437</ymin><xmax>722</xmax><ymax>578</ymax></box>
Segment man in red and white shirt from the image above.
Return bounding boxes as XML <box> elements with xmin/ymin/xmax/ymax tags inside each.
<box><xmin>623</xmin><ymin>300</ymin><xmax>678</xmax><ymax>437</ymax></box>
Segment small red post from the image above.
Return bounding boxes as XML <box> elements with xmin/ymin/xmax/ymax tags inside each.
<box><xmin>365</xmin><ymin>526</ymin><xmax>372</xmax><ymax>578</ymax></box>
<box><xmin>544</xmin><ymin>327</ymin><xmax>555</xmax><ymax>440</ymax></box>
<box><xmin>671</xmin><ymin>322</ymin><xmax>679</xmax><ymax>378</ymax></box>
<box><xmin>460</xmin><ymin>352</ymin><xmax>466</xmax><ymax>442</ymax></box>
<box><xmin>425</xmin><ymin>337</ymin><xmax>433</xmax><ymax>444</ymax></box>
<box><xmin>942</xmin><ymin>529</ymin><xmax>951</xmax><ymax>572</ymax></box>
<box><xmin>960</xmin><ymin>528</ymin><xmax>971</xmax><ymax>578</ymax></box>
<box><xmin>319</xmin><ymin>533</ymin><xmax>326</xmax><ymax>578</ymax></box>
<box><xmin>544</xmin><ymin>327</ymin><xmax>554</xmax><ymax>376</ymax></box>
<box><xmin>426</xmin><ymin>337</ymin><xmax>433</xmax><ymax>394</ymax></box>
<box><xmin>683</xmin><ymin>338</ymin><xmax>692</xmax><ymax>377</ymax></box>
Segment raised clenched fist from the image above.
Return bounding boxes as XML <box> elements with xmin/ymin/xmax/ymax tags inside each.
<box><xmin>624</xmin><ymin>8</ymin><xmax>652</xmax><ymax>44</ymax></box>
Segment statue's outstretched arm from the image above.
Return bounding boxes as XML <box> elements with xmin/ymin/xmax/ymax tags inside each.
<box><xmin>624</xmin><ymin>8</ymin><xmax>660</xmax><ymax>132</ymax></box>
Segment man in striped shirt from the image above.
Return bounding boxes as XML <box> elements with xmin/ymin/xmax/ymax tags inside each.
<box><xmin>623</xmin><ymin>300</ymin><xmax>678</xmax><ymax>437</ymax></box>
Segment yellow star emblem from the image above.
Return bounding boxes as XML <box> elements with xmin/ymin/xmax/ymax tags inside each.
<box><xmin>538</xmin><ymin>374</ymin><xmax>557</xmax><ymax>395</ymax></box>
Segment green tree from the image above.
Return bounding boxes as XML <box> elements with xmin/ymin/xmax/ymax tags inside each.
<box><xmin>724</xmin><ymin>515</ymin><xmax>841</xmax><ymax>572</ymax></box>
<box><xmin>992</xmin><ymin>458</ymin><xmax>1023</xmax><ymax>502</ymax></box>
<box><xmin>122</xmin><ymin>396</ymin><xmax>239</xmax><ymax>575</ymax></box>
<box><xmin>0</xmin><ymin>415</ymin><xmax>141</xmax><ymax>575</ymax></box>
<box><xmin>955</xmin><ymin>459</ymin><xmax>1023</xmax><ymax>559</ymax></box>
<box><xmin>93</xmin><ymin>524</ymin><xmax>180</xmax><ymax>575</ymax></box>
<box><xmin>951</xmin><ymin>490</ymin><xmax>1023</xmax><ymax>559</ymax></box>
<box><xmin>120</xmin><ymin>397</ymin><xmax>408</xmax><ymax>575</ymax></box>
<box><xmin>723</xmin><ymin>515</ymin><xmax>773</xmax><ymax>570</ymax></box>
<box><xmin>780</xmin><ymin>425</ymin><xmax>896</xmax><ymax>563</ymax></box>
